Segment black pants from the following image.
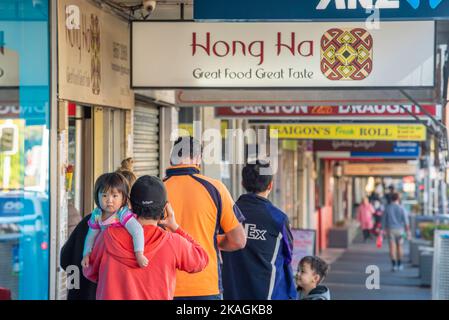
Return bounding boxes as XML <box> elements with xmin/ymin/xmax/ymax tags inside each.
<box><xmin>363</xmin><ymin>229</ymin><xmax>371</xmax><ymax>241</ymax></box>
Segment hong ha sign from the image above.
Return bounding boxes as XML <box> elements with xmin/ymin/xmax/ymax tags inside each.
<box><xmin>132</xmin><ymin>21</ymin><xmax>434</xmax><ymax>89</ymax></box>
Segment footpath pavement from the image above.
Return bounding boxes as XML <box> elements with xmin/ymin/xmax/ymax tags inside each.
<box><xmin>319</xmin><ymin>234</ymin><xmax>431</xmax><ymax>300</ymax></box>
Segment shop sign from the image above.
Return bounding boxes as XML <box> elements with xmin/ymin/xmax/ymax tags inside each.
<box><xmin>269</xmin><ymin>124</ymin><xmax>426</xmax><ymax>141</ymax></box>
<box><xmin>178</xmin><ymin>122</ymin><xmax>229</xmax><ymax>137</ymax></box>
<box><xmin>194</xmin><ymin>0</ymin><xmax>449</xmax><ymax>21</ymax></box>
<box><xmin>314</xmin><ymin>140</ymin><xmax>417</xmax><ymax>151</ymax></box>
<box><xmin>314</xmin><ymin>140</ymin><xmax>421</xmax><ymax>158</ymax></box>
<box><xmin>58</xmin><ymin>0</ymin><xmax>134</xmax><ymax>109</ymax></box>
<box><xmin>343</xmin><ymin>162</ymin><xmax>418</xmax><ymax>176</ymax></box>
<box><xmin>132</xmin><ymin>21</ymin><xmax>434</xmax><ymax>88</ymax></box>
<box><xmin>0</xmin><ymin>43</ymin><xmax>19</xmax><ymax>87</ymax></box>
<box><xmin>216</xmin><ymin>105</ymin><xmax>438</xmax><ymax>119</ymax></box>
<box><xmin>291</xmin><ymin>229</ymin><xmax>316</xmax><ymax>275</ymax></box>
<box><xmin>351</xmin><ymin>141</ymin><xmax>420</xmax><ymax>157</ymax></box>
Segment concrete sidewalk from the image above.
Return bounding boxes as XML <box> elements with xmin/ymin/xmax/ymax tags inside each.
<box><xmin>319</xmin><ymin>234</ymin><xmax>431</xmax><ymax>300</ymax></box>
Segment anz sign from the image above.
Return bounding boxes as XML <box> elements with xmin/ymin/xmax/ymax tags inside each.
<box><xmin>316</xmin><ymin>0</ymin><xmax>443</xmax><ymax>10</ymax></box>
<box><xmin>194</xmin><ymin>0</ymin><xmax>449</xmax><ymax>20</ymax></box>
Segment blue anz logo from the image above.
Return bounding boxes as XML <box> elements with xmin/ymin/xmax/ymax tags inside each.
<box><xmin>316</xmin><ymin>0</ymin><xmax>445</xmax><ymax>10</ymax></box>
<box><xmin>407</xmin><ymin>0</ymin><xmax>444</xmax><ymax>9</ymax></box>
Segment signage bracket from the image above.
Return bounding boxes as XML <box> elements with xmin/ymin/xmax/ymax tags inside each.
<box><xmin>400</xmin><ymin>88</ymin><xmax>449</xmax><ymax>166</ymax></box>
<box><xmin>400</xmin><ymin>89</ymin><xmax>441</xmax><ymax>130</ymax></box>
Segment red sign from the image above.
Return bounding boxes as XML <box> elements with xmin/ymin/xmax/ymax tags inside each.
<box><xmin>216</xmin><ymin>105</ymin><xmax>437</xmax><ymax>118</ymax></box>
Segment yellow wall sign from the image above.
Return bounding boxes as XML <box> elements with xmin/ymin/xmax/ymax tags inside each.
<box><xmin>270</xmin><ymin>124</ymin><xmax>426</xmax><ymax>141</ymax></box>
<box><xmin>179</xmin><ymin>121</ymin><xmax>229</xmax><ymax>137</ymax></box>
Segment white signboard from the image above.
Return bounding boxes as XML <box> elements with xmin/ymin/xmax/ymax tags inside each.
<box><xmin>58</xmin><ymin>0</ymin><xmax>134</xmax><ymax>109</ymax></box>
<box><xmin>132</xmin><ymin>21</ymin><xmax>435</xmax><ymax>88</ymax></box>
<box><xmin>291</xmin><ymin>229</ymin><xmax>316</xmax><ymax>275</ymax></box>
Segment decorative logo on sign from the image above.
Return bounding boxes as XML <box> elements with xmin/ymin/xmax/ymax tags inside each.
<box><xmin>311</xmin><ymin>106</ymin><xmax>334</xmax><ymax>114</ymax></box>
<box><xmin>407</xmin><ymin>0</ymin><xmax>444</xmax><ymax>9</ymax></box>
<box><xmin>321</xmin><ymin>28</ymin><xmax>373</xmax><ymax>81</ymax></box>
<box><xmin>316</xmin><ymin>0</ymin><xmax>444</xmax><ymax>10</ymax></box>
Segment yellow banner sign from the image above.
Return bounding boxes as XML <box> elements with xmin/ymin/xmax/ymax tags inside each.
<box><xmin>270</xmin><ymin>124</ymin><xmax>426</xmax><ymax>141</ymax></box>
<box><xmin>179</xmin><ymin>121</ymin><xmax>229</xmax><ymax>137</ymax></box>
<box><xmin>343</xmin><ymin>163</ymin><xmax>417</xmax><ymax>176</ymax></box>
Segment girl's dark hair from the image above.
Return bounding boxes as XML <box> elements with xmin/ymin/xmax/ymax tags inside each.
<box><xmin>94</xmin><ymin>172</ymin><xmax>129</xmax><ymax>208</ymax></box>
<box><xmin>242</xmin><ymin>160</ymin><xmax>273</xmax><ymax>193</ymax></box>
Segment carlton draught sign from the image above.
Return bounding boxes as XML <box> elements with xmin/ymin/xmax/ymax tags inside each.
<box><xmin>132</xmin><ymin>21</ymin><xmax>434</xmax><ymax>88</ymax></box>
<box><xmin>216</xmin><ymin>105</ymin><xmax>438</xmax><ymax>119</ymax></box>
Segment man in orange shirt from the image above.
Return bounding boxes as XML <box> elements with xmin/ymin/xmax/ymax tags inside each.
<box><xmin>164</xmin><ymin>136</ymin><xmax>247</xmax><ymax>300</ymax></box>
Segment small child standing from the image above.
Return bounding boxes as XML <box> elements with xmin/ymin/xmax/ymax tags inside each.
<box><xmin>296</xmin><ymin>256</ymin><xmax>331</xmax><ymax>300</ymax></box>
<box><xmin>81</xmin><ymin>172</ymin><xmax>148</xmax><ymax>269</ymax></box>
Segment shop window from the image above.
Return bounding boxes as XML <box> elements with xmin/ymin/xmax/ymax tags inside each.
<box><xmin>0</xmin><ymin>0</ymin><xmax>50</xmax><ymax>299</ymax></box>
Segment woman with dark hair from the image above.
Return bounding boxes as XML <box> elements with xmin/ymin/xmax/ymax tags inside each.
<box><xmin>221</xmin><ymin>160</ymin><xmax>297</xmax><ymax>300</ymax></box>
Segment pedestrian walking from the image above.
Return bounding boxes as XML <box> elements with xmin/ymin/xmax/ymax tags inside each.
<box><xmin>82</xmin><ymin>176</ymin><xmax>209</xmax><ymax>300</ymax></box>
<box><xmin>164</xmin><ymin>136</ymin><xmax>246</xmax><ymax>300</ymax></box>
<box><xmin>357</xmin><ymin>197</ymin><xmax>375</xmax><ymax>241</ymax></box>
<box><xmin>383</xmin><ymin>185</ymin><xmax>395</xmax><ymax>205</ymax></box>
<box><xmin>221</xmin><ymin>161</ymin><xmax>297</xmax><ymax>300</ymax></box>
<box><xmin>372</xmin><ymin>200</ymin><xmax>383</xmax><ymax>237</ymax></box>
<box><xmin>381</xmin><ymin>193</ymin><xmax>411</xmax><ymax>271</ymax></box>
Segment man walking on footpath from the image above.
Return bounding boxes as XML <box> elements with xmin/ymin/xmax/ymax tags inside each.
<box><xmin>221</xmin><ymin>161</ymin><xmax>297</xmax><ymax>300</ymax></box>
<box><xmin>382</xmin><ymin>193</ymin><xmax>411</xmax><ymax>272</ymax></box>
<box><xmin>164</xmin><ymin>136</ymin><xmax>247</xmax><ymax>300</ymax></box>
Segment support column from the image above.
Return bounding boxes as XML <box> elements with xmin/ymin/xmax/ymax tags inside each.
<box><xmin>159</xmin><ymin>106</ymin><xmax>178</xmax><ymax>178</ymax></box>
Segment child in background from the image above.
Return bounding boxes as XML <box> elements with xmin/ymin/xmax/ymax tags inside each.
<box><xmin>296</xmin><ymin>256</ymin><xmax>331</xmax><ymax>300</ymax></box>
<box><xmin>81</xmin><ymin>172</ymin><xmax>148</xmax><ymax>268</ymax></box>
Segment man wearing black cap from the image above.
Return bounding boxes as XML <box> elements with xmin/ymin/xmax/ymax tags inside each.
<box><xmin>83</xmin><ymin>175</ymin><xmax>209</xmax><ymax>300</ymax></box>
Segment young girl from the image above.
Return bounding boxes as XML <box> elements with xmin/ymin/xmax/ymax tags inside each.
<box><xmin>81</xmin><ymin>172</ymin><xmax>148</xmax><ymax>268</ymax></box>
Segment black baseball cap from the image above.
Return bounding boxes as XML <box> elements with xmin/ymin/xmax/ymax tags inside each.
<box><xmin>130</xmin><ymin>175</ymin><xmax>167</xmax><ymax>208</ymax></box>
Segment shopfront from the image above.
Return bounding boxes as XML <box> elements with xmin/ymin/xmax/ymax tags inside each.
<box><xmin>0</xmin><ymin>0</ymin><xmax>51</xmax><ymax>299</ymax></box>
<box><xmin>133</xmin><ymin>97</ymin><xmax>160</xmax><ymax>177</ymax></box>
<box><xmin>56</xmin><ymin>0</ymin><xmax>134</xmax><ymax>299</ymax></box>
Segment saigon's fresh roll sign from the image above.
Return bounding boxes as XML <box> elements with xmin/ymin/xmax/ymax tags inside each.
<box><xmin>132</xmin><ymin>21</ymin><xmax>434</xmax><ymax>88</ymax></box>
<box><xmin>269</xmin><ymin>124</ymin><xmax>427</xmax><ymax>141</ymax></box>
